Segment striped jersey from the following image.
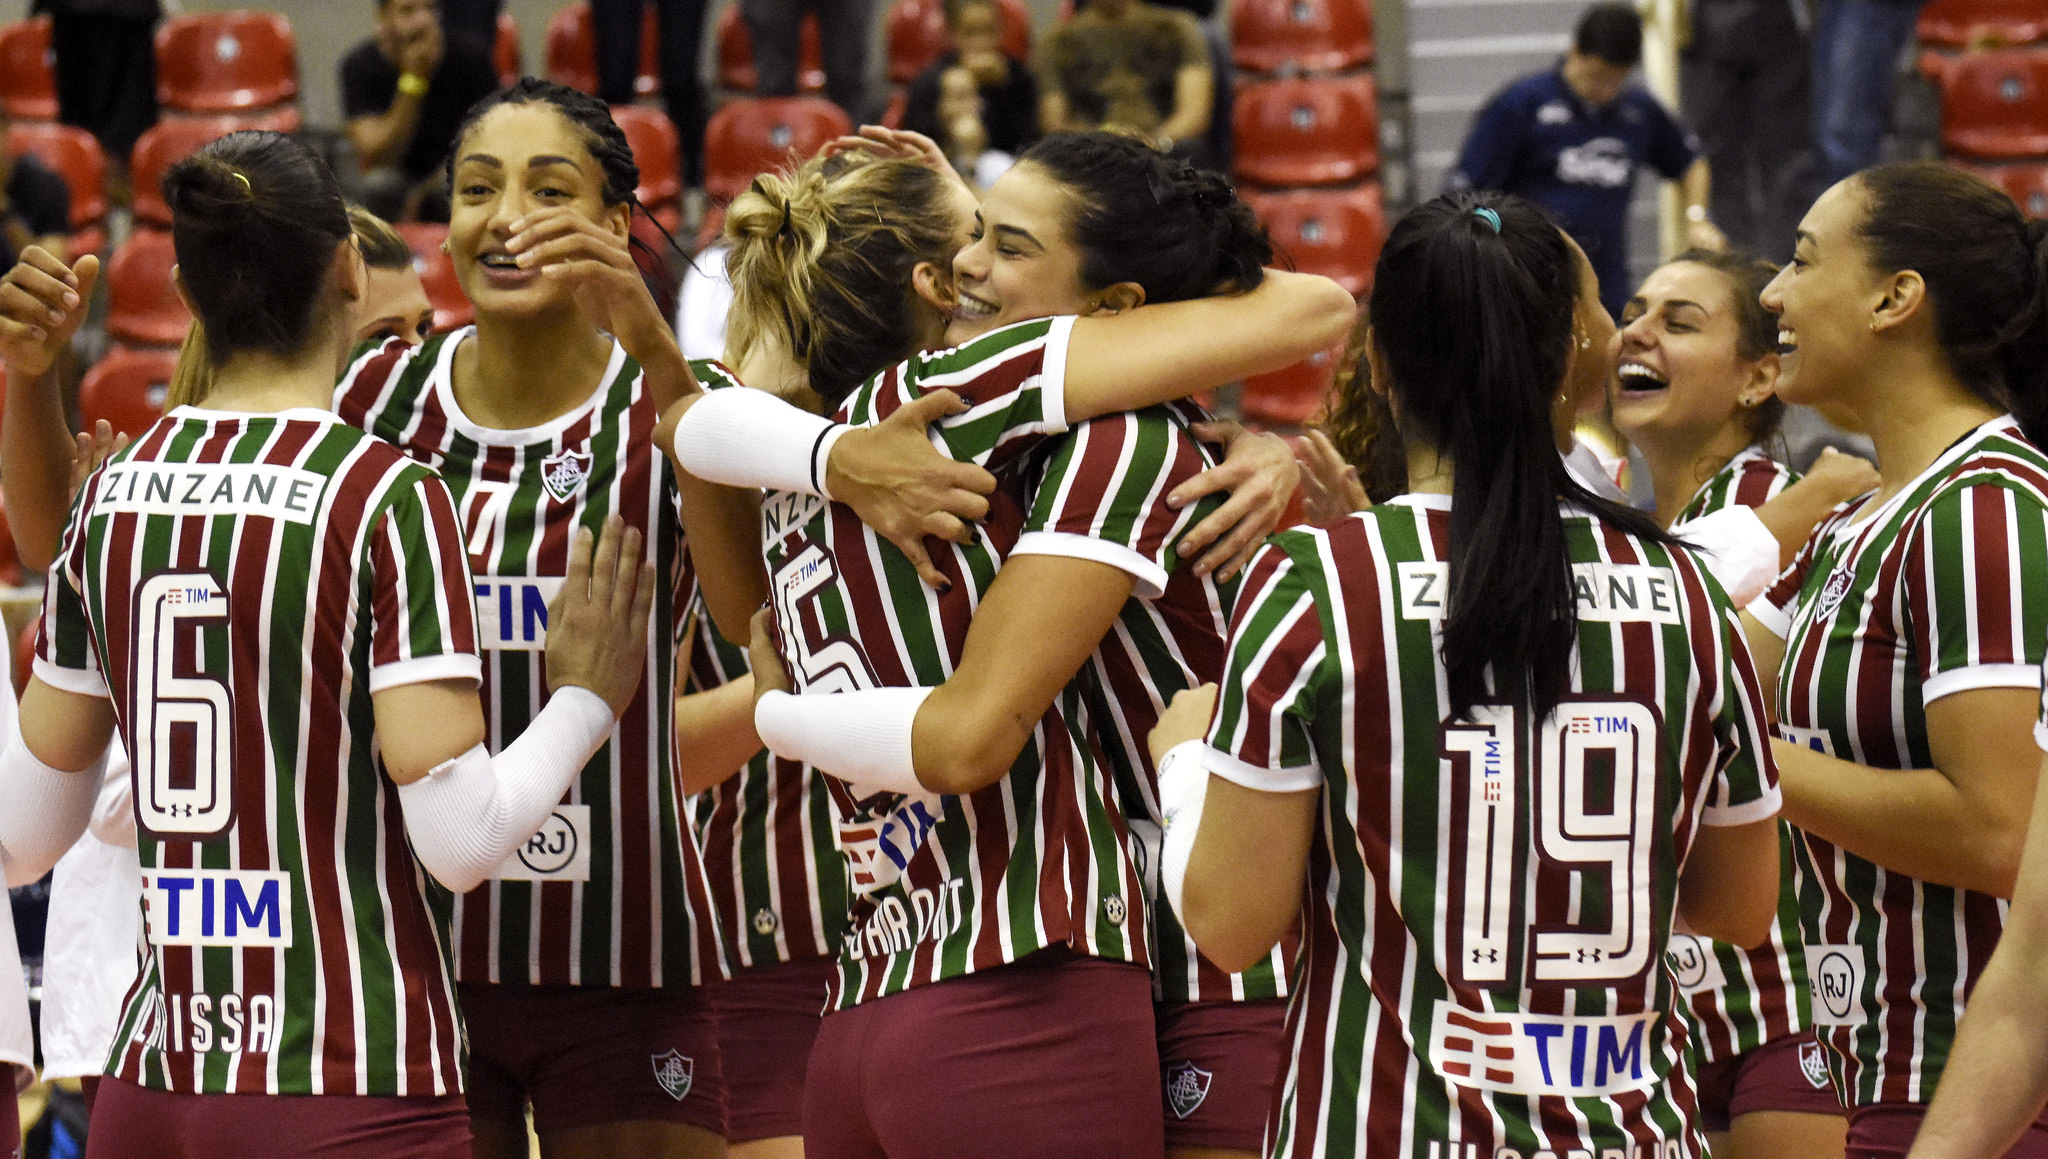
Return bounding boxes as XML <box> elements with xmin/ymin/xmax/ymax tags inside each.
<box><xmin>1207</xmin><ymin>494</ymin><xmax>1780</xmax><ymax>1159</ymax></box>
<box><xmin>760</xmin><ymin>316</ymin><xmax>1148</xmax><ymax>1010</ymax></box>
<box><xmin>337</xmin><ymin>331</ymin><xmax>720</xmax><ymax>989</ymax></box>
<box><xmin>40</xmin><ymin>408</ymin><xmax>481</xmax><ymax>1096</ymax></box>
<box><xmin>1665</xmin><ymin>447</ymin><xmax>1811</xmax><ymax>1068</ymax></box>
<box><xmin>683</xmin><ymin>358</ymin><xmax>852</xmax><ymax>972</ymax></box>
<box><xmin>1754</xmin><ymin>415</ymin><xmax>2048</xmax><ymax>1106</ymax></box>
<box><xmin>1025</xmin><ymin>402</ymin><xmax>1291</xmax><ymax>1003</ymax></box>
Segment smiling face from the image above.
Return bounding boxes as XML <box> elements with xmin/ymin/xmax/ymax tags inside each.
<box><xmin>447</xmin><ymin>101</ymin><xmax>626</xmax><ymax>319</ymax></box>
<box><xmin>1760</xmin><ymin>177</ymin><xmax>1884</xmax><ymax>409</ymax></box>
<box><xmin>945</xmin><ymin>161</ymin><xmax>1094</xmax><ymax>346</ymax></box>
<box><xmin>356</xmin><ymin>264</ymin><xmax>435</xmax><ymax>346</ymax></box>
<box><xmin>1610</xmin><ymin>260</ymin><xmax>1769</xmax><ymax>451</ymax></box>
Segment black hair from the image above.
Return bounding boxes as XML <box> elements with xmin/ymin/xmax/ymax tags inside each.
<box><xmin>447</xmin><ymin>77</ymin><xmax>640</xmax><ymax>208</ymax></box>
<box><xmin>162</xmin><ymin>131</ymin><xmax>352</xmax><ymax>366</ymax></box>
<box><xmin>1016</xmin><ymin>132</ymin><xmax>1271</xmax><ymax>303</ymax></box>
<box><xmin>1664</xmin><ymin>246</ymin><xmax>1787</xmax><ymax>445</ymax></box>
<box><xmin>1361</xmin><ymin>191</ymin><xmax>1669</xmax><ymax>720</ymax></box>
<box><xmin>1574</xmin><ymin>2</ymin><xmax>1643</xmax><ymax>68</ymax></box>
<box><xmin>1854</xmin><ymin>161</ymin><xmax>2048</xmax><ymax>445</ymax></box>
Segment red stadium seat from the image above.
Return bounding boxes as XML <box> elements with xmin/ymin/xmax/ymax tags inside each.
<box><xmin>155</xmin><ymin>11</ymin><xmax>299</xmax><ymax>117</ymax></box>
<box><xmin>394</xmin><ymin>222</ymin><xmax>475</xmax><ymax>333</ymax></box>
<box><xmin>105</xmin><ymin>231</ymin><xmax>194</xmax><ymax>349</ymax></box>
<box><xmin>1937</xmin><ymin>47</ymin><xmax>2048</xmax><ymax>157</ymax></box>
<box><xmin>79</xmin><ymin>344</ymin><xmax>179</xmax><ymax>440</ymax></box>
<box><xmin>1957</xmin><ymin>158</ymin><xmax>2048</xmax><ymax>215</ymax></box>
<box><xmin>4</xmin><ymin>121</ymin><xmax>108</xmax><ymax>254</ymax></box>
<box><xmin>1244</xmin><ymin>183</ymin><xmax>1386</xmax><ymax>296</ymax></box>
<box><xmin>545</xmin><ymin>2</ymin><xmax>660</xmax><ymax>97</ymax></box>
<box><xmin>716</xmin><ymin>7</ymin><xmax>827</xmax><ymax>93</ymax></box>
<box><xmin>0</xmin><ymin>18</ymin><xmax>57</xmax><ymax>122</ymax></box>
<box><xmin>702</xmin><ymin>96</ymin><xmax>853</xmax><ymax>202</ymax></box>
<box><xmin>495</xmin><ymin>11</ymin><xmax>523</xmax><ymax>86</ymax></box>
<box><xmin>884</xmin><ymin>0</ymin><xmax>1033</xmax><ymax>83</ymax></box>
<box><xmin>1239</xmin><ymin>340</ymin><xmax>1345</xmax><ymax>426</ymax></box>
<box><xmin>1231</xmin><ymin>0</ymin><xmax>1373</xmax><ymax>75</ymax></box>
<box><xmin>1919</xmin><ymin>0</ymin><xmax>2048</xmax><ymax>48</ymax></box>
<box><xmin>612</xmin><ymin>103</ymin><xmax>683</xmax><ymax>219</ymax></box>
<box><xmin>1232</xmin><ymin>74</ymin><xmax>1380</xmax><ymax>187</ymax></box>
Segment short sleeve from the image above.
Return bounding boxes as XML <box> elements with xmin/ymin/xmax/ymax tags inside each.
<box><xmin>1014</xmin><ymin>405</ymin><xmax>1213</xmax><ymax>599</ymax></box>
<box><xmin>1699</xmin><ymin>602</ymin><xmax>1783</xmax><ymax>827</ymax></box>
<box><xmin>1672</xmin><ymin>505</ymin><xmax>1779</xmax><ymax>606</ymax></box>
<box><xmin>1204</xmin><ymin>537</ymin><xmax>1327</xmax><ymax>788</ymax></box>
<box><xmin>1445</xmin><ymin>86</ymin><xmax>1526</xmax><ymax>193</ymax></box>
<box><xmin>35</xmin><ymin>513</ymin><xmax>107</xmax><ymax>698</ymax></box>
<box><xmin>885</xmin><ymin>316</ymin><xmax>1073</xmax><ymax>473</ymax></box>
<box><xmin>1905</xmin><ymin>481</ymin><xmax>2048</xmax><ymax>704</ymax></box>
<box><xmin>1641</xmin><ymin>95</ymin><xmax>1699</xmax><ymax>181</ymax></box>
<box><xmin>366</xmin><ymin>472</ymin><xmax>483</xmax><ymax>693</ymax></box>
<box><xmin>1750</xmin><ymin>505</ymin><xmax>1840</xmax><ymax>638</ymax></box>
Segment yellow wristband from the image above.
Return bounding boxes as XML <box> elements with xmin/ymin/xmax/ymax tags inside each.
<box><xmin>397</xmin><ymin>72</ymin><xmax>429</xmax><ymax>97</ymax></box>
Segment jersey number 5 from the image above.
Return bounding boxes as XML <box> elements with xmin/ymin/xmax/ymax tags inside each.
<box><xmin>1440</xmin><ymin>700</ymin><xmax>1661</xmax><ymax>988</ymax></box>
<box><xmin>132</xmin><ymin>571</ymin><xmax>236</xmax><ymax>840</ymax></box>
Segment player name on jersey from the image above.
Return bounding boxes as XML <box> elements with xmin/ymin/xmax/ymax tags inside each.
<box><xmin>1398</xmin><ymin>562</ymin><xmax>1682</xmax><ymax>624</ymax></box>
<box><xmin>94</xmin><ymin>462</ymin><xmax>329</xmax><ymax>524</ymax></box>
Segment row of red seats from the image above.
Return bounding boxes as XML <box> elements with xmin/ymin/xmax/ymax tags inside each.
<box><xmin>0</xmin><ymin>11</ymin><xmax>302</xmax><ymax>130</ymax></box>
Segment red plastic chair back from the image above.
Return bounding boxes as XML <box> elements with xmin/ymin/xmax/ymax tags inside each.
<box><xmin>394</xmin><ymin>222</ymin><xmax>475</xmax><ymax>333</ymax></box>
<box><xmin>1240</xmin><ymin>340</ymin><xmax>1345</xmax><ymax>426</ymax></box>
<box><xmin>1232</xmin><ymin>74</ymin><xmax>1380</xmax><ymax>187</ymax></box>
<box><xmin>1244</xmin><ymin>183</ymin><xmax>1385</xmax><ymax>296</ymax></box>
<box><xmin>612</xmin><ymin>103</ymin><xmax>683</xmax><ymax>213</ymax></box>
<box><xmin>716</xmin><ymin>7</ymin><xmax>827</xmax><ymax>93</ymax></box>
<box><xmin>703</xmin><ymin>96</ymin><xmax>853</xmax><ymax>201</ymax></box>
<box><xmin>1939</xmin><ymin>47</ymin><xmax>2048</xmax><ymax>157</ymax></box>
<box><xmin>1231</xmin><ymin>0</ymin><xmax>1373</xmax><ymax>75</ymax></box>
<box><xmin>79</xmin><ymin>344</ymin><xmax>179</xmax><ymax>439</ymax></box>
<box><xmin>495</xmin><ymin>11</ymin><xmax>523</xmax><ymax>86</ymax></box>
<box><xmin>155</xmin><ymin>10</ymin><xmax>299</xmax><ymax>114</ymax></box>
<box><xmin>105</xmin><ymin>231</ymin><xmax>194</xmax><ymax>349</ymax></box>
<box><xmin>884</xmin><ymin>0</ymin><xmax>1033</xmax><ymax>83</ymax></box>
<box><xmin>545</xmin><ymin>2</ymin><xmax>660</xmax><ymax>96</ymax></box>
<box><xmin>1957</xmin><ymin>158</ymin><xmax>2048</xmax><ymax>216</ymax></box>
<box><xmin>5</xmin><ymin>122</ymin><xmax>107</xmax><ymax>234</ymax></box>
<box><xmin>1919</xmin><ymin>0</ymin><xmax>2048</xmax><ymax>48</ymax></box>
<box><xmin>0</xmin><ymin>18</ymin><xmax>56</xmax><ymax>122</ymax></box>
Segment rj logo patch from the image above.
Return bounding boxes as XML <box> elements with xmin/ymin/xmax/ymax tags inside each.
<box><xmin>652</xmin><ymin>1048</ymin><xmax>694</xmax><ymax>1101</ymax></box>
<box><xmin>1164</xmin><ymin>1061</ymin><xmax>1212</xmax><ymax>1120</ymax></box>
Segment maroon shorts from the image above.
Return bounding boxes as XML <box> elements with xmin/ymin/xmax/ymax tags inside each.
<box><xmin>802</xmin><ymin>948</ymin><xmax>1164</xmax><ymax>1159</ymax></box>
<box><xmin>1694</xmin><ymin>1032</ymin><xmax>1845</xmax><ymax>1130</ymax></box>
<box><xmin>1155</xmin><ymin>998</ymin><xmax>1289</xmax><ymax>1151</ymax></box>
<box><xmin>83</xmin><ymin>1075</ymin><xmax>468</xmax><ymax>1159</ymax></box>
<box><xmin>711</xmin><ymin>956</ymin><xmax>835</xmax><ymax>1143</ymax></box>
<box><xmin>460</xmin><ymin>982</ymin><xmax>725</xmax><ymax>1137</ymax></box>
<box><xmin>1847</xmin><ymin>1103</ymin><xmax>2048</xmax><ymax>1158</ymax></box>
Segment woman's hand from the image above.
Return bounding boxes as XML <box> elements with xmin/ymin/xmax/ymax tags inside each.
<box><xmin>507</xmin><ymin>208</ymin><xmax>696</xmax><ymax>401</ymax></box>
<box><xmin>69</xmin><ymin>420</ymin><xmax>129</xmax><ymax>502</ymax></box>
<box><xmin>824</xmin><ymin>126</ymin><xmax>974</xmax><ymax>196</ymax></box>
<box><xmin>826</xmin><ymin>389</ymin><xmax>997</xmax><ymax>589</ymax></box>
<box><xmin>1801</xmin><ymin>446</ymin><xmax>1881</xmax><ymax>506</ymax></box>
<box><xmin>543</xmin><ymin>515</ymin><xmax>657</xmax><ymax>716</ymax></box>
<box><xmin>1149</xmin><ymin>683</ymin><xmax>1218</xmax><ymax>766</ymax></box>
<box><xmin>0</xmin><ymin>248</ymin><xmax>98</xmax><ymax>378</ymax></box>
<box><xmin>746</xmin><ymin>604</ymin><xmax>793</xmax><ymax>705</ymax></box>
<box><xmin>1168</xmin><ymin>421</ymin><xmax>1299</xmax><ymax>582</ymax></box>
<box><xmin>1295</xmin><ymin>429</ymin><xmax>1369</xmax><ymax>525</ymax></box>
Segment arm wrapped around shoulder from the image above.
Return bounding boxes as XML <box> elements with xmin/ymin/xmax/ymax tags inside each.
<box><xmin>671</xmin><ymin>386</ymin><xmax>845</xmax><ymax>497</ymax></box>
<box><xmin>396</xmin><ymin>686</ymin><xmax>615</xmax><ymax>892</ymax></box>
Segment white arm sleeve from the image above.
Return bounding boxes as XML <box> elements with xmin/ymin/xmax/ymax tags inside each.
<box><xmin>672</xmin><ymin>387</ymin><xmax>848</xmax><ymax>499</ymax></box>
<box><xmin>0</xmin><ymin>737</ymin><xmax>105</xmax><ymax>886</ymax></box>
<box><xmin>1673</xmin><ymin>505</ymin><xmax>1780</xmax><ymax>607</ymax></box>
<box><xmin>754</xmin><ymin>686</ymin><xmax>934</xmax><ymax>798</ymax></box>
<box><xmin>86</xmin><ymin>748</ymin><xmax>136</xmax><ymax>851</ymax></box>
<box><xmin>1156</xmin><ymin>741</ymin><xmax>1211</xmax><ymax>920</ymax></box>
<box><xmin>396</xmin><ymin>686</ymin><xmax>616</xmax><ymax>893</ymax></box>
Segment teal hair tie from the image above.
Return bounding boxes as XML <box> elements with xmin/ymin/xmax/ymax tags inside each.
<box><xmin>1472</xmin><ymin>206</ymin><xmax>1502</xmax><ymax>234</ymax></box>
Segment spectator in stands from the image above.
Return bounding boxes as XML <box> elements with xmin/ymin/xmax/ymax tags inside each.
<box><xmin>739</xmin><ymin>0</ymin><xmax>877</xmax><ymax>123</ymax></box>
<box><xmin>1682</xmin><ymin>0</ymin><xmax>1815</xmax><ymax>259</ymax></box>
<box><xmin>0</xmin><ymin>118</ymin><xmax>70</xmax><ymax>269</ymax></box>
<box><xmin>340</xmin><ymin>0</ymin><xmax>500</xmax><ymax>222</ymax></box>
<box><xmin>40</xmin><ymin>0</ymin><xmax>157</xmax><ymax>203</ymax></box>
<box><xmin>1811</xmin><ymin>0</ymin><xmax>1929</xmax><ymax>184</ymax></box>
<box><xmin>1035</xmin><ymin>0</ymin><xmax>1215</xmax><ymax>169</ymax></box>
<box><xmin>593</xmin><ymin>0</ymin><xmax>708</xmax><ymax>189</ymax></box>
<box><xmin>1446</xmin><ymin>1</ymin><xmax>1724</xmax><ymax>318</ymax></box>
<box><xmin>904</xmin><ymin>0</ymin><xmax>1038</xmax><ymax>158</ymax></box>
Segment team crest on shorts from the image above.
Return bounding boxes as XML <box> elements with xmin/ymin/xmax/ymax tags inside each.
<box><xmin>540</xmin><ymin>448</ymin><xmax>592</xmax><ymax>502</ymax></box>
<box><xmin>1165</xmin><ymin>1061</ymin><xmax>1212</xmax><ymax>1120</ymax></box>
<box><xmin>1798</xmin><ymin>1041</ymin><xmax>1830</xmax><ymax>1090</ymax></box>
<box><xmin>652</xmin><ymin>1048</ymin><xmax>695</xmax><ymax>1101</ymax></box>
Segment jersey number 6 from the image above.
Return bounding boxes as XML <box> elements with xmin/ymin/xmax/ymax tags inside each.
<box><xmin>132</xmin><ymin>571</ymin><xmax>236</xmax><ymax>840</ymax></box>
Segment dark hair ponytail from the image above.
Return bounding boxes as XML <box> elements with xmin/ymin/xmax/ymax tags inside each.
<box><xmin>1016</xmin><ymin>131</ymin><xmax>1271</xmax><ymax>303</ymax></box>
<box><xmin>162</xmin><ymin>131</ymin><xmax>351</xmax><ymax>365</ymax></box>
<box><xmin>1366</xmin><ymin>191</ymin><xmax>1667</xmax><ymax>720</ymax></box>
<box><xmin>1855</xmin><ymin>161</ymin><xmax>2048</xmax><ymax>444</ymax></box>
